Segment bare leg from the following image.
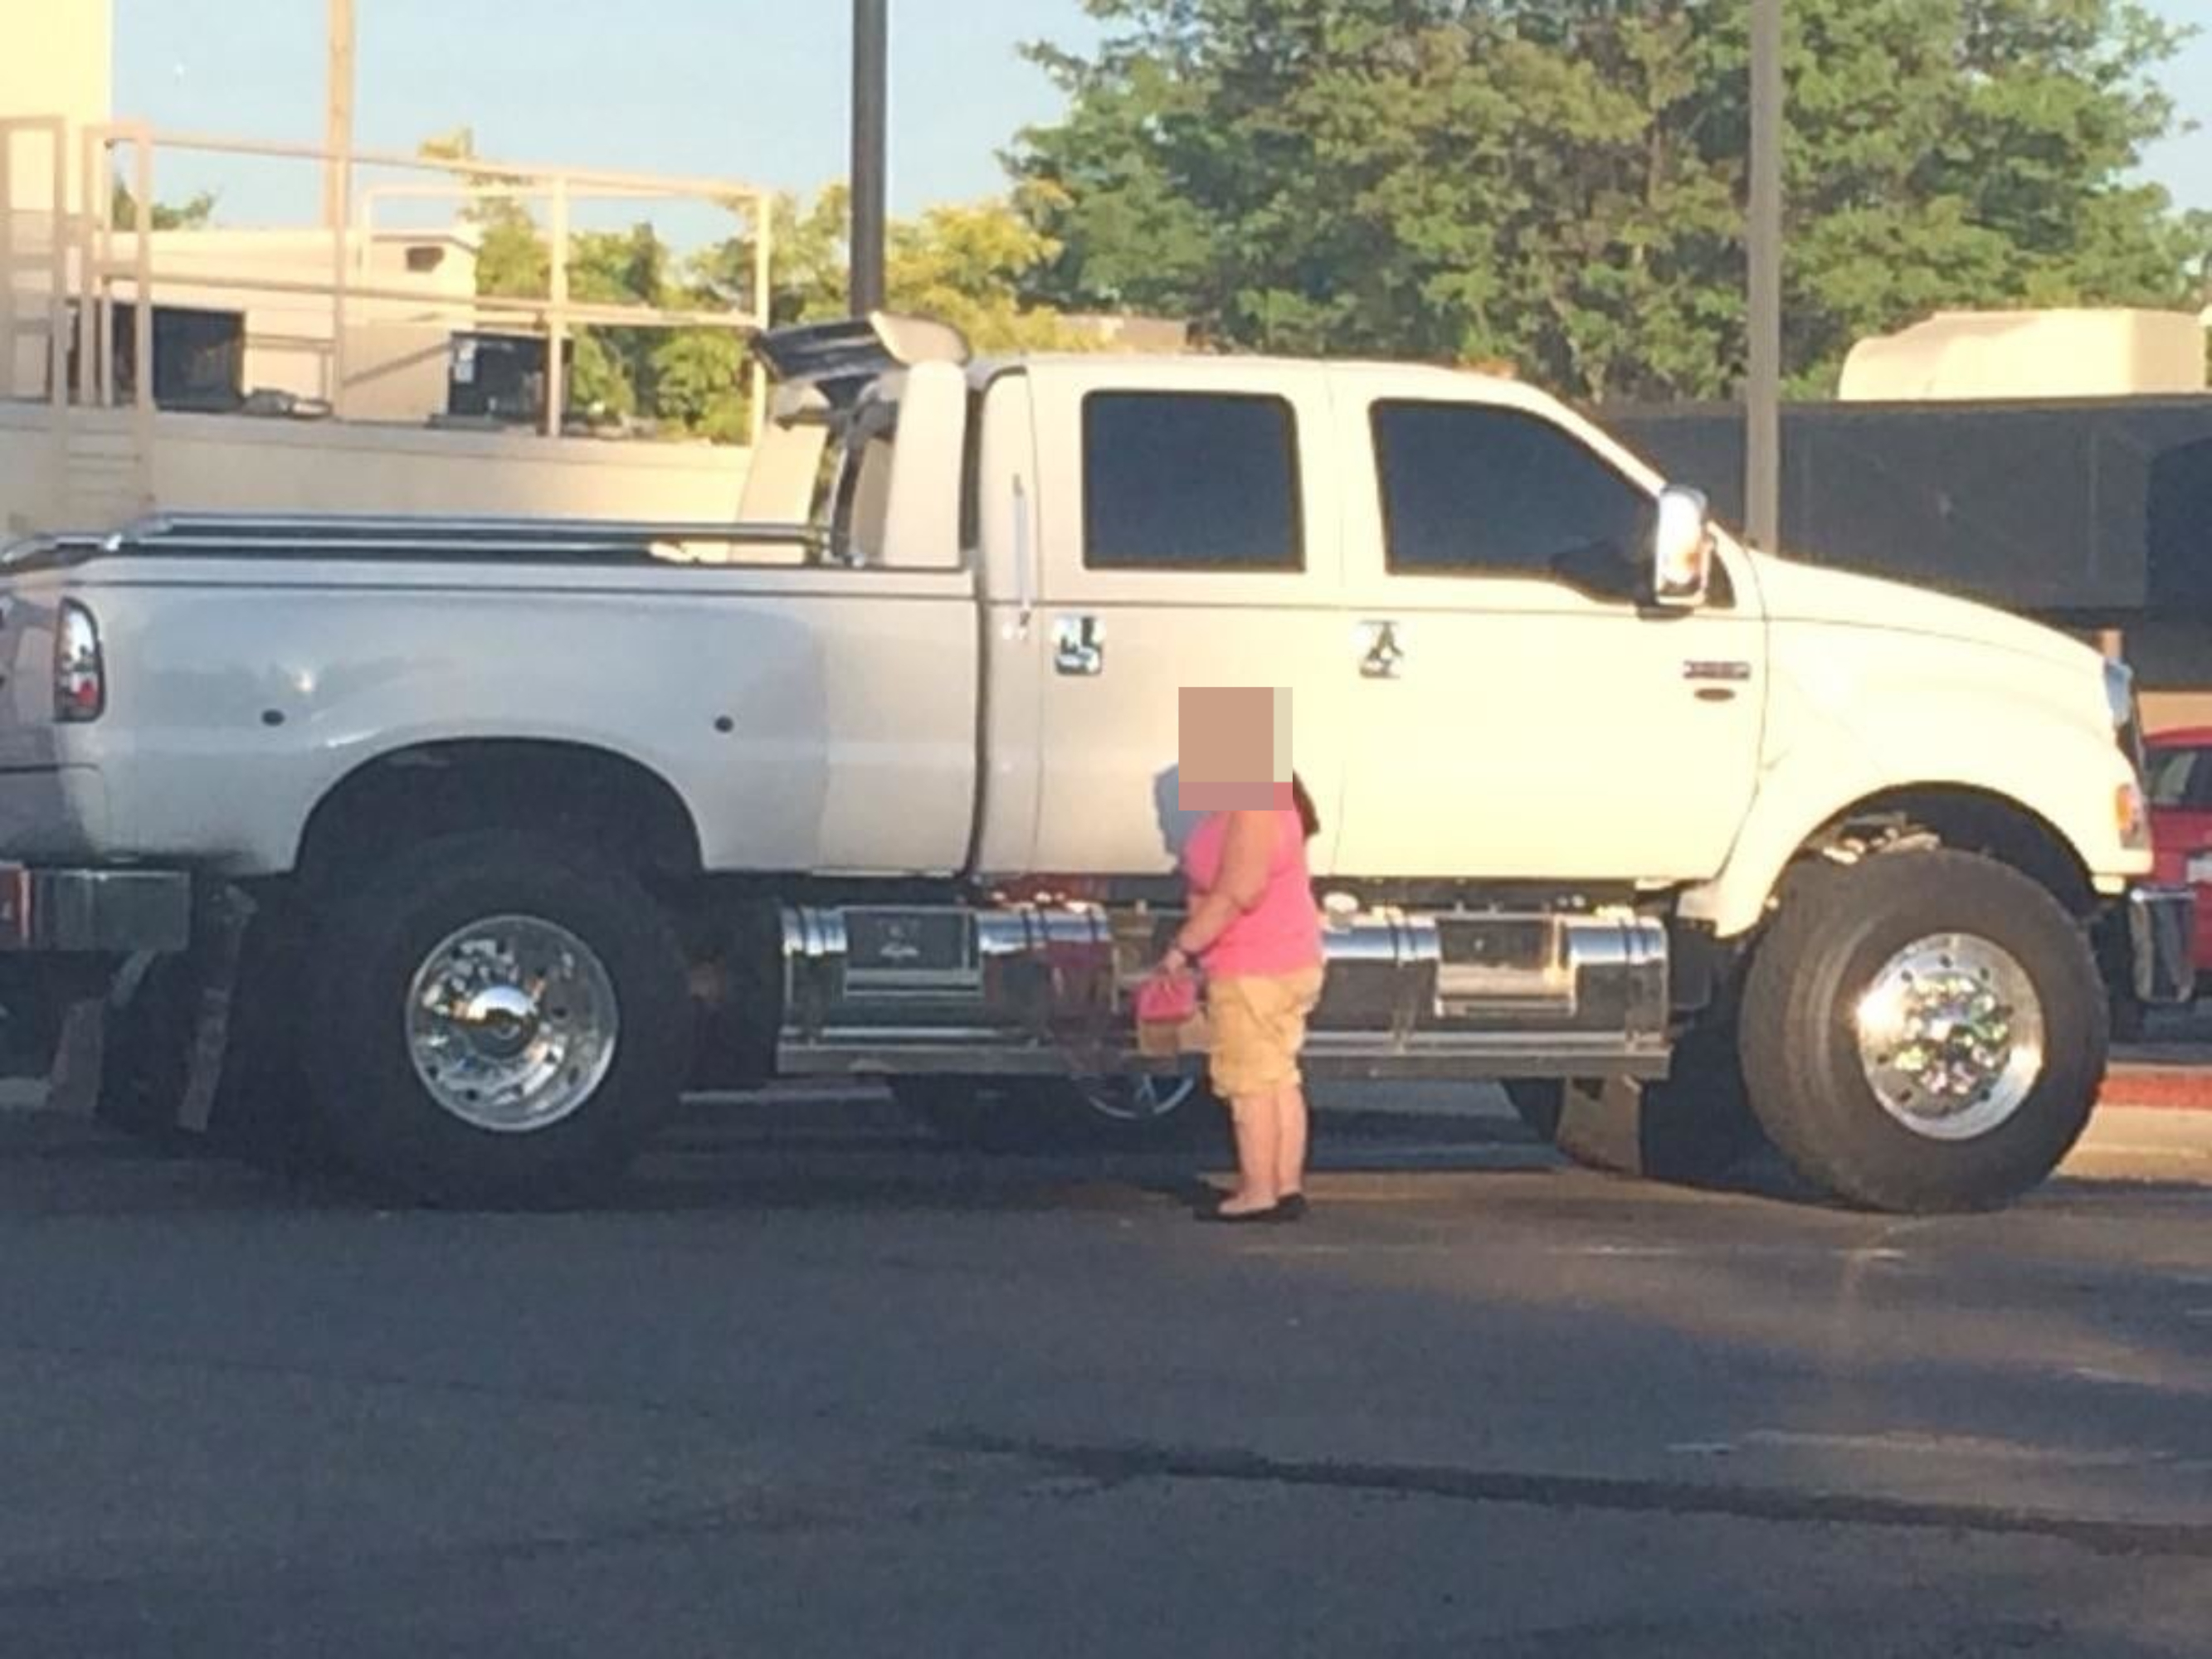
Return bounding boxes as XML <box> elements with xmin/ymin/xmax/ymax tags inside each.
<box><xmin>1274</xmin><ymin>1082</ymin><xmax>1309</xmax><ymax>1199</ymax></box>
<box><xmin>1221</xmin><ymin>1092</ymin><xmax>1281</xmax><ymax>1214</ymax></box>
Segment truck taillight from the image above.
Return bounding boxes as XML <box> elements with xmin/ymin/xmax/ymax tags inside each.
<box><xmin>54</xmin><ymin>601</ymin><xmax>105</xmax><ymax>723</ymax></box>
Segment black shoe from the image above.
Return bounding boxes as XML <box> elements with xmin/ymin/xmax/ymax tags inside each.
<box><xmin>1277</xmin><ymin>1193</ymin><xmax>1308</xmax><ymax>1220</ymax></box>
<box><xmin>1193</xmin><ymin>1196</ymin><xmax>1299</xmax><ymax>1224</ymax></box>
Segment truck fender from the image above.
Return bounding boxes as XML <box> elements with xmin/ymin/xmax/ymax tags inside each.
<box><xmin>1679</xmin><ymin>699</ymin><xmax>2126</xmax><ymax>939</ymax></box>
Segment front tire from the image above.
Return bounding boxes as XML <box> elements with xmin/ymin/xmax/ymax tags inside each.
<box><xmin>305</xmin><ymin>833</ymin><xmax>690</xmax><ymax>1208</ymax></box>
<box><xmin>1741</xmin><ymin>850</ymin><xmax>2104</xmax><ymax>1214</ymax></box>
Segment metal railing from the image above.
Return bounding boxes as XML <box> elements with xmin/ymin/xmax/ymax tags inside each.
<box><xmin>57</xmin><ymin>122</ymin><xmax>775</xmax><ymax>440</ymax></box>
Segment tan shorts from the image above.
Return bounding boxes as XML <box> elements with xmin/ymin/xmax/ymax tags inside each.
<box><xmin>1206</xmin><ymin>966</ymin><xmax>1326</xmax><ymax>1099</ymax></box>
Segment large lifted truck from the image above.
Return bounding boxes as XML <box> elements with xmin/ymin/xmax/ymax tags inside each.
<box><xmin>0</xmin><ymin>314</ymin><xmax>2191</xmax><ymax>1210</ymax></box>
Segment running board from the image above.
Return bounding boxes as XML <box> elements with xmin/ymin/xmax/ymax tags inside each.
<box><xmin>777</xmin><ymin>902</ymin><xmax>1672</xmax><ymax>1082</ymax></box>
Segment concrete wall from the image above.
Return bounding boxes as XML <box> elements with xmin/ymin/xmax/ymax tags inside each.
<box><xmin>0</xmin><ymin>401</ymin><xmax>750</xmax><ymax>538</ymax></box>
<box><xmin>148</xmin><ymin>416</ymin><xmax>750</xmax><ymax>522</ymax></box>
<box><xmin>0</xmin><ymin>404</ymin><xmax>57</xmax><ymax>535</ymax></box>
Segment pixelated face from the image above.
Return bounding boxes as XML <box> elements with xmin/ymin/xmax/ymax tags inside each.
<box><xmin>1179</xmin><ymin>687</ymin><xmax>1293</xmax><ymax>812</ymax></box>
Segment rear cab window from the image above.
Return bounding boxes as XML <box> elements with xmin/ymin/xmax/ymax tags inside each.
<box><xmin>1022</xmin><ymin>364</ymin><xmax>1339</xmax><ymax>606</ymax></box>
<box><xmin>1081</xmin><ymin>391</ymin><xmax>1304</xmax><ymax>572</ymax></box>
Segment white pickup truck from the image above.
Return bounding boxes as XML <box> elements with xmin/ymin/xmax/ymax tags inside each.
<box><xmin>0</xmin><ymin>314</ymin><xmax>2190</xmax><ymax>1211</ymax></box>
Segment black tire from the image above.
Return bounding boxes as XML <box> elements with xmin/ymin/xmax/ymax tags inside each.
<box><xmin>895</xmin><ymin>1072</ymin><xmax>1223</xmax><ymax>1153</ymax></box>
<box><xmin>305</xmin><ymin>832</ymin><xmax>690</xmax><ymax>1208</ymax></box>
<box><xmin>1741</xmin><ymin>849</ymin><xmax>2105</xmax><ymax>1214</ymax></box>
<box><xmin>1503</xmin><ymin>1016</ymin><xmax>1767</xmax><ymax>1185</ymax></box>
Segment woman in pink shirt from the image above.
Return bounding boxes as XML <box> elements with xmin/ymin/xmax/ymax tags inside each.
<box><xmin>1156</xmin><ymin>776</ymin><xmax>1326</xmax><ymax>1224</ymax></box>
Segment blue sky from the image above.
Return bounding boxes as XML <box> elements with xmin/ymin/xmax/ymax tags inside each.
<box><xmin>113</xmin><ymin>0</ymin><xmax>2212</xmax><ymax>226</ymax></box>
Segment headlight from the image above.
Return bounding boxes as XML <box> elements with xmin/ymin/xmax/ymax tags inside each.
<box><xmin>2104</xmin><ymin>659</ymin><xmax>2145</xmax><ymax>779</ymax></box>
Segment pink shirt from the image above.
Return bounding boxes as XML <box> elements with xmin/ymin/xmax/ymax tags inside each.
<box><xmin>1182</xmin><ymin>808</ymin><xmax>1323</xmax><ymax>978</ymax></box>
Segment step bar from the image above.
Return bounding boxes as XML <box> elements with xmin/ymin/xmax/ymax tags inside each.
<box><xmin>777</xmin><ymin>901</ymin><xmax>1673</xmax><ymax>1082</ymax></box>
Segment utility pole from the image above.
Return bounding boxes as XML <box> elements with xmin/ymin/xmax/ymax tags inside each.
<box><xmin>850</xmin><ymin>0</ymin><xmax>889</xmax><ymax>317</ymax></box>
<box><xmin>1745</xmin><ymin>0</ymin><xmax>1784</xmax><ymax>550</ymax></box>
<box><xmin>323</xmin><ymin>0</ymin><xmax>358</xmax><ymax>231</ymax></box>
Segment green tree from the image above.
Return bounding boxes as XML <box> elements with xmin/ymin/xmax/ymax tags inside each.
<box><xmin>704</xmin><ymin>185</ymin><xmax>1096</xmax><ymax>350</ymax></box>
<box><xmin>1014</xmin><ymin>0</ymin><xmax>2200</xmax><ymax>399</ymax></box>
<box><xmin>110</xmin><ymin>186</ymin><xmax>218</xmax><ymax>231</ymax></box>
<box><xmin>419</xmin><ymin>129</ymin><xmax>548</xmax><ymax>299</ymax></box>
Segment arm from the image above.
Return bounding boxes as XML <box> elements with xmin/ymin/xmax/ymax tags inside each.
<box><xmin>1163</xmin><ymin>810</ymin><xmax>1275</xmax><ymax>973</ymax></box>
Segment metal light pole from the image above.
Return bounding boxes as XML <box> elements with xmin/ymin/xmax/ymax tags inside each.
<box><xmin>850</xmin><ymin>0</ymin><xmax>889</xmax><ymax>317</ymax></box>
<box><xmin>323</xmin><ymin>0</ymin><xmax>357</xmax><ymax>231</ymax></box>
<box><xmin>1746</xmin><ymin>0</ymin><xmax>1784</xmax><ymax>550</ymax></box>
<box><xmin>325</xmin><ymin>0</ymin><xmax>358</xmax><ymax>417</ymax></box>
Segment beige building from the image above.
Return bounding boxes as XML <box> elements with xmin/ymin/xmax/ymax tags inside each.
<box><xmin>1841</xmin><ymin>309</ymin><xmax>2209</xmax><ymax>402</ymax></box>
<box><xmin>133</xmin><ymin>226</ymin><xmax>485</xmax><ymax>421</ymax></box>
<box><xmin>0</xmin><ymin>0</ymin><xmax>763</xmax><ymax>538</ymax></box>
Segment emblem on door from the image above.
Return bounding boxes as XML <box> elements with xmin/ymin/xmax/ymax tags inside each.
<box><xmin>1054</xmin><ymin>614</ymin><xmax>1105</xmax><ymax>677</ymax></box>
<box><xmin>1357</xmin><ymin>620</ymin><xmax>1406</xmax><ymax>680</ymax></box>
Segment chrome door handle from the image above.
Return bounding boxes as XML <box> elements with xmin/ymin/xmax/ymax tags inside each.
<box><xmin>1358</xmin><ymin>620</ymin><xmax>1406</xmax><ymax>680</ymax></box>
<box><xmin>1054</xmin><ymin>614</ymin><xmax>1105</xmax><ymax>677</ymax></box>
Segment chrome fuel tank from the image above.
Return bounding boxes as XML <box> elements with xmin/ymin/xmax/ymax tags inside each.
<box><xmin>779</xmin><ymin>900</ymin><xmax>1672</xmax><ymax>1082</ymax></box>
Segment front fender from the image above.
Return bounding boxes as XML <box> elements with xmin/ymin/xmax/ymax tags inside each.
<box><xmin>1681</xmin><ymin>674</ymin><xmax>2140</xmax><ymax>938</ymax></box>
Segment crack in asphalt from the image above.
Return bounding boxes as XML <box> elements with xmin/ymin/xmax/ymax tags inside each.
<box><xmin>932</xmin><ymin>1432</ymin><xmax>2212</xmax><ymax>1560</ymax></box>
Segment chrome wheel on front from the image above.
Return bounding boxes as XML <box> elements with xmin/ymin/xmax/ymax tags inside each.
<box><xmin>1854</xmin><ymin>932</ymin><xmax>2047</xmax><ymax>1143</ymax></box>
<box><xmin>406</xmin><ymin>915</ymin><xmax>621</xmax><ymax>1135</ymax></box>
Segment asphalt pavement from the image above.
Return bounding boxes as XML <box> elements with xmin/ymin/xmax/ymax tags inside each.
<box><xmin>2</xmin><ymin>1082</ymin><xmax>2209</xmax><ymax>1658</ymax></box>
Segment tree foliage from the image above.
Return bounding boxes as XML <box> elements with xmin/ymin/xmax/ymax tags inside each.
<box><xmin>420</xmin><ymin>128</ymin><xmax>1094</xmax><ymax>438</ymax></box>
<box><xmin>110</xmin><ymin>186</ymin><xmax>217</xmax><ymax>231</ymax></box>
<box><xmin>1013</xmin><ymin>0</ymin><xmax>2204</xmax><ymax>399</ymax></box>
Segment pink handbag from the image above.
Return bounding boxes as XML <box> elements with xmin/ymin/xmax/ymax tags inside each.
<box><xmin>1135</xmin><ymin>972</ymin><xmax>1206</xmax><ymax>1057</ymax></box>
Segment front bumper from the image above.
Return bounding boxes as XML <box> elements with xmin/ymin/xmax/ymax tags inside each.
<box><xmin>0</xmin><ymin>865</ymin><xmax>192</xmax><ymax>955</ymax></box>
<box><xmin>2124</xmin><ymin>885</ymin><xmax>2195</xmax><ymax>1005</ymax></box>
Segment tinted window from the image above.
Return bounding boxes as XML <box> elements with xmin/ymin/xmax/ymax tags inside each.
<box><xmin>1084</xmin><ymin>392</ymin><xmax>1302</xmax><ymax>572</ymax></box>
<box><xmin>1373</xmin><ymin>401</ymin><xmax>1650</xmax><ymax>583</ymax></box>
<box><xmin>2148</xmin><ymin>747</ymin><xmax>2207</xmax><ymax>810</ymax></box>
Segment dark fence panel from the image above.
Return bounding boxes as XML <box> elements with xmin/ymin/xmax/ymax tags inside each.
<box><xmin>1600</xmin><ymin>398</ymin><xmax>2212</xmax><ymax>618</ymax></box>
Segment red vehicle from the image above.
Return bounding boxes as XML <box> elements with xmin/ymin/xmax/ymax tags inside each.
<box><xmin>2146</xmin><ymin>727</ymin><xmax>2212</xmax><ymax>980</ymax></box>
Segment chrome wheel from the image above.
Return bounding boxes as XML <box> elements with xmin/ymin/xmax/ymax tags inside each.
<box><xmin>405</xmin><ymin>915</ymin><xmax>620</xmax><ymax>1135</ymax></box>
<box><xmin>1073</xmin><ymin>1073</ymin><xmax>1201</xmax><ymax>1126</ymax></box>
<box><xmin>1854</xmin><ymin>932</ymin><xmax>2046</xmax><ymax>1142</ymax></box>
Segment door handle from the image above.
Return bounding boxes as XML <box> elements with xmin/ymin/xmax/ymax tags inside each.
<box><xmin>1357</xmin><ymin>620</ymin><xmax>1406</xmax><ymax>680</ymax></box>
<box><xmin>1054</xmin><ymin>614</ymin><xmax>1105</xmax><ymax>677</ymax></box>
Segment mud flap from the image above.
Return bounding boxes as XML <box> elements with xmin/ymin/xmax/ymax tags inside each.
<box><xmin>45</xmin><ymin>999</ymin><xmax>106</xmax><ymax>1118</ymax></box>
<box><xmin>1552</xmin><ymin>1075</ymin><xmax>1653</xmax><ymax>1177</ymax></box>
<box><xmin>175</xmin><ymin>887</ymin><xmax>256</xmax><ymax>1133</ymax></box>
<box><xmin>1552</xmin><ymin>1054</ymin><xmax>1767</xmax><ymax>1186</ymax></box>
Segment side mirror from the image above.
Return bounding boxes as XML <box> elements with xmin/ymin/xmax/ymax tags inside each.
<box><xmin>1649</xmin><ymin>485</ymin><xmax>1714</xmax><ymax>610</ymax></box>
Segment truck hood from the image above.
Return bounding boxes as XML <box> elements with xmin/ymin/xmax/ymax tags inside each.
<box><xmin>1742</xmin><ymin>550</ymin><xmax>2099</xmax><ymax>674</ymax></box>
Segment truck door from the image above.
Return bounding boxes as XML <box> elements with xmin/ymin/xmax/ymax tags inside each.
<box><xmin>982</xmin><ymin>362</ymin><xmax>1349</xmax><ymax>880</ymax></box>
<box><xmin>1328</xmin><ymin>379</ymin><xmax>1765</xmax><ymax>882</ymax></box>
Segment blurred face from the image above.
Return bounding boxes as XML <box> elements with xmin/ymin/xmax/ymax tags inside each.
<box><xmin>1180</xmin><ymin>687</ymin><xmax>1293</xmax><ymax>812</ymax></box>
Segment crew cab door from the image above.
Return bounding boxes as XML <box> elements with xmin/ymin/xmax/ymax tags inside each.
<box><xmin>1328</xmin><ymin>377</ymin><xmax>1765</xmax><ymax>882</ymax></box>
<box><xmin>979</xmin><ymin>362</ymin><xmax>1349</xmax><ymax>879</ymax></box>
